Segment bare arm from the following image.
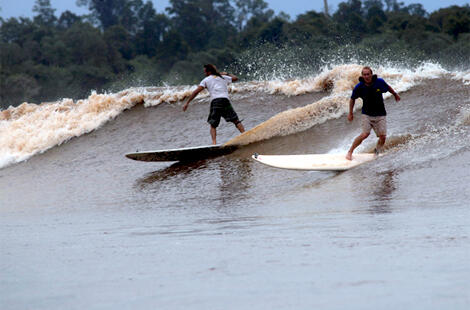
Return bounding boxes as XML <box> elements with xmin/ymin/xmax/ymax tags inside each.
<box><xmin>221</xmin><ymin>72</ymin><xmax>238</xmax><ymax>82</ymax></box>
<box><xmin>388</xmin><ymin>85</ymin><xmax>401</xmax><ymax>102</ymax></box>
<box><xmin>183</xmin><ymin>86</ymin><xmax>204</xmax><ymax>111</ymax></box>
<box><xmin>348</xmin><ymin>98</ymin><xmax>355</xmax><ymax>121</ymax></box>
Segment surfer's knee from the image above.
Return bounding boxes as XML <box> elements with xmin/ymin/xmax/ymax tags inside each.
<box><xmin>234</xmin><ymin>121</ymin><xmax>245</xmax><ymax>132</ymax></box>
<box><xmin>360</xmin><ymin>132</ymin><xmax>370</xmax><ymax>140</ymax></box>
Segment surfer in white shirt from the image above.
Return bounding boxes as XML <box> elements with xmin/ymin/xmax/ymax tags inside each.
<box><xmin>183</xmin><ymin>64</ymin><xmax>245</xmax><ymax>144</ymax></box>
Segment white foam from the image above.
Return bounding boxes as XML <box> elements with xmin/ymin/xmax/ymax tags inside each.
<box><xmin>453</xmin><ymin>70</ymin><xmax>470</xmax><ymax>85</ymax></box>
<box><xmin>0</xmin><ymin>90</ymin><xmax>143</xmax><ymax>169</ymax></box>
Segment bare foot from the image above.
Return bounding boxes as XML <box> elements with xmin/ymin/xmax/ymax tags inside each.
<box><xmin>346</xmin><ymin>152</ymin><xmax>353</xmax><ymax>160</ymax></box>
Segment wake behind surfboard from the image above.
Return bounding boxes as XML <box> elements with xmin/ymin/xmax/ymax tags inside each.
<box><xmin>125</xmin><ymin>144</ymin><xmax>237</xmax><ymax>162</ymax></box>
<box><xmin>252</xmin><ymin>153</ymin><xmax>377</xmax><ymax>171</ymax></box>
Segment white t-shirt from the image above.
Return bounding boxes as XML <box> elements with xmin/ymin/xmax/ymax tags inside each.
<box><xmin>199</xmin><ymin>75</ymin><xmax>232</xmax><ymax>101</ymax></box>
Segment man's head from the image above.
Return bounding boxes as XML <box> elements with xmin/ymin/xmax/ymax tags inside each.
<box><xmin>204</xmin><ymin>64</ymin><xmax>218</xmax><ymax>76</ymax></box>
<box><xmin>361</xmin><ymin>67</ymin><xmax>373</xmax><ymax>84</ymax></box>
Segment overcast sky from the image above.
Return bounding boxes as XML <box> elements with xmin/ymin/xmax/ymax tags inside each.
<box><xmin>1</xmin><ymin>0</ymin><xmax>469</xmax><ymax>20</ymax></box>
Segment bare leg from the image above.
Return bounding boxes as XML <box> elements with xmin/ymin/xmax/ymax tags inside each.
<box><xmin>346</xmin><ymin>132</ymin><xmax>370</xmax><ymax>160</ymax></box>
<box><xmin>210</xmin><ymin>126</ymin><xmax>217</xmax><ymax>145</ymax></box>
<box><xmin>376</xmin><ymin>135</ymin><xmax>386</xmax><ymax>153</ymax></box>
<box><xmin>235</xmin><ymin>122</ymin><xmax>245</xmax><ymax>133</ymax></box>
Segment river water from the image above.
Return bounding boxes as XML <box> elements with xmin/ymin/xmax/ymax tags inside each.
<box><xmin>1</xmin><ymin>63</ymin><xmax>469</xmax><ymax>309</ymax></box>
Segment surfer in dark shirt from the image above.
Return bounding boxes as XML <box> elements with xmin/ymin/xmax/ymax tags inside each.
<box><xmin>346</xmin><ymin>66</ymin><xmax>400</xmax><ymax>160</ymax></box>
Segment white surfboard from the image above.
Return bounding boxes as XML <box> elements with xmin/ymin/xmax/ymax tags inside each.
<box><xmin>251</xmin><ymin>153</ymin><xmax>377</xmax><ymax>171</ymax></box>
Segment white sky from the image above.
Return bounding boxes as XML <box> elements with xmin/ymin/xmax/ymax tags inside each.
<box><xmin>1</xmin><ymin>0</ymin><xmax>469</xmax><ymax>20</ymax></box>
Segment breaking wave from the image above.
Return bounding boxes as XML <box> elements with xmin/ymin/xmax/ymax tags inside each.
<box><xmin>0</xmin><ymin>62</ymin><xmax>468</xmax><ymax>169</ymax></box>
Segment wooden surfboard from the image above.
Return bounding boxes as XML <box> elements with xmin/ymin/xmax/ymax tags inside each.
<box><xmin>125</xmin><ymin>144</ymin><xmax>237</xmax><ymax>162</ymax></box>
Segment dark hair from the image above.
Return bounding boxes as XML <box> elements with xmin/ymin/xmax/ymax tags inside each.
<box><xmin>204</xmin><ymin>64</ymin><xmax>222</xmax><ymax>78</ymax></box>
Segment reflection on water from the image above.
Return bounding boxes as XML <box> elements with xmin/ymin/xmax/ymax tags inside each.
<box><xmin>134</xmin><ymin>157</ymin><xmax>253</xmax><ymax>209</ymax></box>
<box><xmin>369</xmin><ymin>170</ymin><xmax>397</xmax><ymax>214</ymax></box>
<box><xmin>217</xmin><ymin>158</ymin><xmax>253</xmax><ymax>207</ymax></box>
<box><xmin>136</xmin><ymin>159</ymin><xmax>209</xmax><ymax>186</ymax></box>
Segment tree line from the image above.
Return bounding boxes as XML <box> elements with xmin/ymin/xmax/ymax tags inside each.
<box><xmin>1</xmin><ymin>0</ymin><xmax>469</xmax><ymax>108</ymax></box>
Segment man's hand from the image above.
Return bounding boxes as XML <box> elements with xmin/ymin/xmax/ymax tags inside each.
<box><xmin>348</xmin><ymin>112</ymin><xmax>354</xmax><ymax>122</ymax></box>
<box><xmin>388</xmin><ymin>86</ymin><xmax>400</xmax><ymax>102</ymax></box>
<box><xmin>348</xmin><ymin>99</ymin><xmax>355</xmax><ymax>122</ymax></box>
<box><xmin>183</xmin><ymin>86</ymin><xmax>204</xmax><ymax>112</ymax></box>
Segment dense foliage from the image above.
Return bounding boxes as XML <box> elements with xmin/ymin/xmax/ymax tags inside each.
<box><xmin>1</xmin><ymin>0</ymin><xmax>469</xmax><ymax>107</ymax></box>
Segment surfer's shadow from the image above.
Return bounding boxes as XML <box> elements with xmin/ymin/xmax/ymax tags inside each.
<box><xmin>135</xmin><ymin>160</ymin><xmax>209</xmax><ymax>188</ymax></box>
<box><xmin>299</xmin><ymin>170</ymin><xmax>346</xmax><ymax>189</ymax></box>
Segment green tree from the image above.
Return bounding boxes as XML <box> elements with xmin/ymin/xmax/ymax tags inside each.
<box><xmin>405</xmin><ymin>4</ymin><xmax>427</xmax><ymax>17</ymax></box>
<box><xmin>324</xmin><ymin>0</ymin><xmax>329</xmax><ymax>16</ymax></box>
<box><xmin>233</xmin><ymin>0</ymin><xmax>272</xmax><ymax>31</ymax></box>
<box><xmin>76</xmin><ymin>0</ymin><xmax>146</xmax><ymax>32</ymax></box>
<box><xmin>430</xmin><ymin>6</ymin><xmax>470</xmax><ymax>39</ymax></box>
<box><xmin>134</xmin><ymin>2</ymin><xmax>170</xmax><ymax>57</ymax></box>
<box><xmin>333</xmin><ymin>0</ymin><xmax>367</xmax><ymax>40</ymax></box>
<box><xmin>0</xmin><ymin>17</ymin><xmax>36</xmax><ymax>45</ymax></box>
<box><xmin>33</xmin><ymin>0</ymin><xmax>56</xmax><ymax>26</ymax></box>
<box><xmin>57</xmin><ymin>11</ymin><xmax>81</xmax><ymax>29</ymax></box>
<box><xmin>363</xmin><ymin>0</ymin><xmax>387</xmax><ymax>33</ymax></box>
<box><xmin>384</xmin><ymin>0</ymin><xmax>404</xmax><ymax>12</ymax></box>
<box><xmin>155</xmin><ymin>29</ymin><xmax>189</xmax><ymax>71</ymax></box>
<box><xmin>285</xmin><ymin>10</ymin><xmax>333</xmax><ymax>43</ymax></box>
<box><xmin>1</xmin><ymin>74</ymin><xmax>40</xmax><ymax>107</ymax></box>
<box><xmin>167</xmin><ymin>0</ymin><xmax>236</xmax><ymax>51</ymax></box>
<box><xmin>257</xmin><ymin>17</ymin><xmax>286</xmax><ymax>44</ymax></box>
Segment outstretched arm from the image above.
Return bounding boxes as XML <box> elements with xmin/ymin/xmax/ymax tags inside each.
<box><xmin>348</xmin><ymin>98</ymin><xmax>355</xmax><ymax>121</ymax></box>
<box><xmin>221</xmin><ymin>72</ymin><xmax>238</xmax><ymax>82</ymax></box>
<box><xmin>388</xmin><ymin>85</ymin><xmax>401</xmax><ymax>102</ymax></box>
<box><xmin>183</xmin><ymin>86</ymin><xmax>204</xmax><ymax>111</ymax></box>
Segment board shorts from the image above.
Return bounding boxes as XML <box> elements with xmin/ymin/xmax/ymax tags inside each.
<box><xmin>361</xmin><ymin>114</ymin><xmax>387</xmax><ymax>136</ymax></box>
<box><xmin>207</xmin><ymin>98</ymin><xmax>240</xmax><ymax>128</ymax></box>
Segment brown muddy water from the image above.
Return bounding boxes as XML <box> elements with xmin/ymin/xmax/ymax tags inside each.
<box><xmin>1</xmin><ymin>64</ymin><xmax>469</xmax><ymax>309</ymax></box>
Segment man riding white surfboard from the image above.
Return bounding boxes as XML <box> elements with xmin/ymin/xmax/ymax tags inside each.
<box><xmin>346</xmin><ymin>66</ymin><xmax>401</xmax><ymax>160</ymax></box>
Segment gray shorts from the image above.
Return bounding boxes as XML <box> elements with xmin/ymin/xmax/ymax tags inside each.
<box><xmin>362</xmin><ymin>115</ymin><xmax>386</xmax><ymax>136</ymax></box>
